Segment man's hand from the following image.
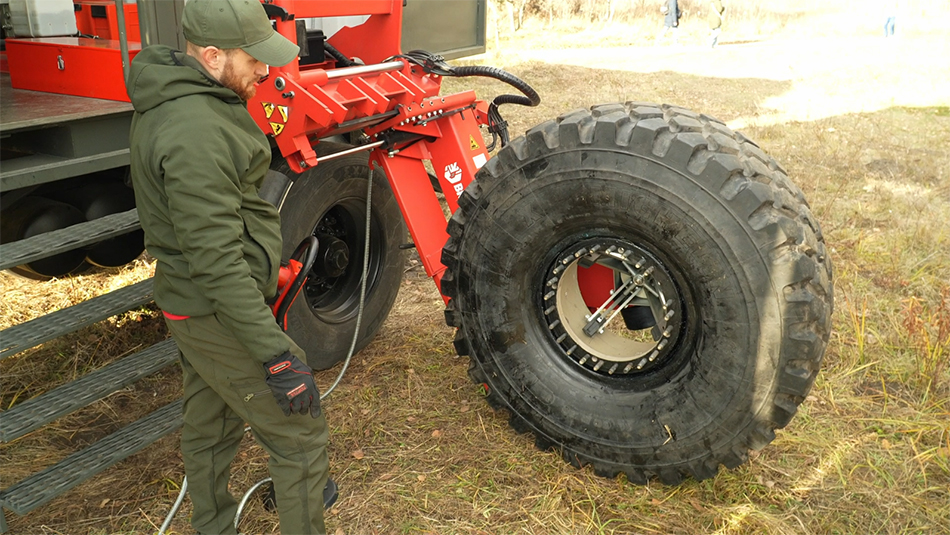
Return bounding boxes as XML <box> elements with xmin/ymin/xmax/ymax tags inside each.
<box><xmin>263</xmin><ymin>352</ymin><xmax>321</xmax><ymax>418</ymax></box>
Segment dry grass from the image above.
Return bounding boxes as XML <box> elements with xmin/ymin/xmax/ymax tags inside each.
<box><xmin>2</xmin><ymin>7</ymin><xmax>950</xmax><ymax>535</ymax></box>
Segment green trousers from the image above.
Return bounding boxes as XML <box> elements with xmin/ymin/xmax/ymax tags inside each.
<box><xmin>166</xmin><ymin>314</ymin><xmax>329</xmax><ymax>535</ymax></box>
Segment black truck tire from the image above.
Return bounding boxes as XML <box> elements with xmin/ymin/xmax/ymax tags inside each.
<box><xmin>274</xmin><ymin>146</ymin><xmax>406</xmax><ymax>370</ymax></box>
<box><xmin>1</xmin><ymin>196</ymin><xmax>90</xmax><ymax>280</ymax></box>
<box><xmin>441</xmin><ymin>103</ymin><xmax>833</xmax><ymax>483</ymax></box>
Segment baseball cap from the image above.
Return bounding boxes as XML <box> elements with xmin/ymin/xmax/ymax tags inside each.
<box><xmin>182</xmin><ymin>0</ymin><xmax>299</xmax><ymax>67</ymax></box>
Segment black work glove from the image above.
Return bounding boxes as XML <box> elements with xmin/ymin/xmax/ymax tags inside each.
<box><xmin>263</xmin><ymin>352</ymin><xmax>321</xmax><ymax>418</ymax></box>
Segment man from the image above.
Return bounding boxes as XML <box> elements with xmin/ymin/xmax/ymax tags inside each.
<box><xmin>659</xmin><ymin>0</ymin><xmax>681</xmax><ymax>45</ymax></box>
<box><xmin>708</xmin><ymin>0</ymin><xmax>725</xmax><ymax>48</ymax></box>
<box><xmin>127</xmin><ymin>1</ymin><xmax>331</xmax><ymax>533</ymax></box>
<box><xmin>883</xmin><ymin>0</ymin><xmax>898</xmax><ymax>37</ymax></box>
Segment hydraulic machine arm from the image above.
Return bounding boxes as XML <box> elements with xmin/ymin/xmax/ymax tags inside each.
<box><xmin>249</xmin><ymin>0</ymin><xmax>538</xmax><ymax>290</ymax></box>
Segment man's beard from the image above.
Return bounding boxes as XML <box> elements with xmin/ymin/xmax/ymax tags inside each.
<box><xmin>220</xmin><ymin>60</ymin><xmax>257</xmax><ymax>101</ymax></box>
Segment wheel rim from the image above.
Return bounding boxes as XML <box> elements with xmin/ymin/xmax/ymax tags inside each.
<box><xmin>542</xmin><ymin>237</ymin><xmax>687</xmax><ymax>378</ymax></box>
<box><xmin>303</xmin><ymin>199</ymin><xmax>383</xmax><ymax>323</ymax></box>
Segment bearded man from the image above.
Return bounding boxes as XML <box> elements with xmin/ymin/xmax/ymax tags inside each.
<box><xmin>128</xmin><ymin>1</ymin><xmax>332</xmax><ymax>533</ymax></box>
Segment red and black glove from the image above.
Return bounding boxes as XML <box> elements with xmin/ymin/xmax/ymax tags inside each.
<box><xmin>263</xmin><ymin>352</ymin><xmax>321</xmax><ymax>418</ymax></box>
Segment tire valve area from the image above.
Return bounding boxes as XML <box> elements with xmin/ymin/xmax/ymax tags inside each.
<box><xmin>543</xmin><ymin>238</ymin><xmax>684</xmax><ymax>377</ymax></box>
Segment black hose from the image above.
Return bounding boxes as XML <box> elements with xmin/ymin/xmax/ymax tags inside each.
<box><xmin>451</xmin><ymin>65</ymin><xmax>541</xmax><ymax>109</ymax></box>
<box><xmin>324</xmin><ymin>41</ymin><xmax>358</xmax><ymax>67</ymax></box>
<box><xmin>388</xmin><ymin>51</ymin><xmax>541</xmax><ymax>149</ymax></box>
<box><xmin>275</xmin><ymin>236</ymin><xmax>318</xmax><ymax>331</ymax></box>
<box><xmin>449</xmin><ymin>65</ymin><xmax>540</xmax><ymax>149</ymax></box>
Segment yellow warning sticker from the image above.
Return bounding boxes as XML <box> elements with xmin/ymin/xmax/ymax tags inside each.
<box><xmin>262</xmin><ymin>102</ymin><xmax>275</xmax><ymax>119</ymax></box>
<box><xmin>278</xmin><ymin>106</ymin><xmax>289</xmax><ymax>123</ymax></box>
<box><xmin>270</xmin><ymin>122</ymin><xmax>285</xmax><ymax>136</ymax></box>
<box><xmin>469</xmin><ymin>134</ymin><xmax>480</xmax><ymax>151</ymax></box>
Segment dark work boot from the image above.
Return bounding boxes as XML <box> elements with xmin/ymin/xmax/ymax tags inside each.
<box><xmin>261</xmin><ymin>478</ymin><xmax>339</xmax><ymax>511</ymax></box>
<box><xmin>322</xmin><ymin>478</ymin><xmax>339</xmax><ymax>509</ymax></box>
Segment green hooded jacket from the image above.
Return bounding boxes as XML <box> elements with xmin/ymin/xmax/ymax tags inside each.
<box><xmin>128</xmin><ymin>45</ymin><xmax>293</xmax><ymax>363</ymax></box>
<box><xmin>708</xmin><ymin>0</ymin><xmax>725</xmax><ymax>30</ymax></box>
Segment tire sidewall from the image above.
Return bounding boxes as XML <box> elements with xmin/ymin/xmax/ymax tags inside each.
<box><xmin>458</xmin><ymin>146</ymin><xmax>780</xmax><ymax>465</ymax></box>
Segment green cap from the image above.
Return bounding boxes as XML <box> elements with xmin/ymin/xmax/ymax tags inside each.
<box><xmin>182</xmin><ymin>0</ymin><xmax>299</xmax><ymax>67</ymax></box>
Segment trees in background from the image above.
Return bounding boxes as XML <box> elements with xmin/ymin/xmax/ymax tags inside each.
<box><xmin>493</xmin><ymin>0</ymin><xmax>679</xmax><ymax>32</ymax></box>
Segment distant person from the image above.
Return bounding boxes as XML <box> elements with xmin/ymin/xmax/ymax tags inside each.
<box><xmin>884</xmin><ymin>0</ymin><xmax>898</xmax><ymax>37</ymax></box>
<box><xmin>708</xmin><ymin>0</ymin><xmax>725</xmax><ymax>48</ymax></box>
<box><xmin>659</xmin><ymin>0</ymin><xmax>681</xmax><ymax>45</ymax></box>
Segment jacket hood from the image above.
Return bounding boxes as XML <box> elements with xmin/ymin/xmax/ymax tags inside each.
<box><xmin>127</xmin><ymin>45</ymin><xmax>240</xmax><ymax>112</ymax></box>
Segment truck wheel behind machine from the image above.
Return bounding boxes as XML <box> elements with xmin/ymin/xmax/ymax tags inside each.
<box><xmin>273</xmin><ymin>144</ymin><xmax>407</xmax><ymax>370</ymax></box>
<box><xmin>441</xmin><ymin>102</ymin><xmax>834</xmax><ymax>483</ymax></box>
<box><xmin>0</xmin><ymin>196</ymin><xmax>89</xmax><ymax>279</ymax></box>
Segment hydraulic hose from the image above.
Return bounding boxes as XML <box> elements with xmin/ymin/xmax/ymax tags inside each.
<box><xmin>450</xmin><ymin>65</ymin><xmax>541</xmax><ymax>148</ymax></box>
<box><xmin>324</xmin><ymin>41</ymin><xmax>358</xmax><ymax>68</ymax></box>
<box><xmin>391</xmin><ymin>50</ymin><xmax>542</xmax><ymax>149</ymax></box>
<box><xmin>158</xmin><ymin>477</ymin><xmax>188</xmax><ymax>534</ymax></box>
<box><xmin>234</xmin><ymin>476</ymin><xmax>274</xmax><ymax>527</ymax></box>
<box><xmin>450</xmin><ymin>65</ymin><xmax>541</xmax><ymax>109</ymax></box>
<box><xmin>319</xmin><ymin>163</ymin><xmax>374</xmax><ymax>401</ymax></box>
<box><xmin>231</xmin><ymin>164</ymin><xmax>374</xmax><ymax>530</ymax></box>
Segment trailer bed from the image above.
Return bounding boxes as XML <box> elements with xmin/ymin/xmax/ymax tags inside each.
<box><xmin>0</xmin><ymin>73</ymin><xmax>132</xmax><ymax>134</ymax></box>
<box><xmin>0</xmin><ymin>73</ymin><xmax>135</xmax><ymax>193</ymax></box>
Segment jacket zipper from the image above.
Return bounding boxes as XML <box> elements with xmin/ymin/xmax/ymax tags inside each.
<box><xmin>244</xmin><ymin>389</ymin><xmax>271</xmax><ymax>402</ymax></box>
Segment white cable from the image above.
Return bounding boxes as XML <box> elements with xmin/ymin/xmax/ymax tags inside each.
<box><xmin>157</xmin><ymin>476</ymin><xmax>188</xmax><ymax>535</ymax></box>
<box><xmin>321</xmin><ymin>162</ymin><xmax>374</xmax><ymax>400</ymax></box>
<box><xmin>234</xmin><ymin>477</ymin><xmax>274</xmax><ymax>529</ymax></box>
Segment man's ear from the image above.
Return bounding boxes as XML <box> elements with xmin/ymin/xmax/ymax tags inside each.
<box><xmin>200</xmin><ymin>46</ymin><xmax>225</xmax><ymax>77</ymax></box>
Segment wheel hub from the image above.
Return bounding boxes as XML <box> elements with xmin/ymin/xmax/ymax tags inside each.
<box><xmin>303</xmin><ymin>203</ymin><xmax>379</xmax><ymax>321</ymax></box>
<box><xmin>543</xmin><ymin>238</ymin><xmax>684</xmax><ymax>377</ymax></box>
<box><xmin>315</xmin><ymin>233</ymin><xmax>349</xmax><ymax>278</ymax></box>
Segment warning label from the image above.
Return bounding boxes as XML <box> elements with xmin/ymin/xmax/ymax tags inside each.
<box><xmin>270</xmin><ymin>123</ymin><xmax>285</xmax><ymax>136</ymax></box>
<box><xmin>469</xmin><ymin>135</ymin><xmax>480</xmax><ymax>151</ymax></box>
<box><xmin>262</xmin><ymin>102</ymin><xmax>275</xmax><ymax>119</ymax></box>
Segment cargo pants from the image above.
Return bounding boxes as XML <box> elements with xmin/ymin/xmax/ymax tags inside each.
<box><xmin>165</xmin><ymin>314</ymin><xmax>329</xmax><ymax>535</ymax></box>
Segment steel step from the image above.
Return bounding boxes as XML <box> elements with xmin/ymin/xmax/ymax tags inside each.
<box><xmin>0</xmin><ymin>149</ymin><xmax>131</xmax><ymax>193</ymax></box>
<box><xmin>0</xmin><ymin>339</ymin><xmax>179</xmax><ymax>443</ymax></box>
<box><xmin>0</xmin><ymin>278</ymin><xmax>154</xmax><ymax>359</ymax></box>
<box><xmin>0</xmin><ymin>399</ymin><xmax>183</xmax><ymax>518</ymax></box>
<box><xmin>0</xmin><ymin>208</ymin><xmax>140</xmax><ymax>271</ymax></box>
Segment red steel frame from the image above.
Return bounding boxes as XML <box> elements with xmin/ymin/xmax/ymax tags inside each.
<box><xmin>251</xmin><ymin>1</ymin><xmax>613</xmax><ymax>308</ymax></box>
<box><xmin>249</xmin><ymin>0</ymin><xmax>491</xmax><ymax>297</ymax></box>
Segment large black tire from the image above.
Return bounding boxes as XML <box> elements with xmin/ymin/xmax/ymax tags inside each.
<box><xmin>441</xmin><ymin>103</ymin><xmax>833</xmax><ymax>484</ymax></box>
<box><xmin>274</xmin><ymin>144</ymin><xmax>406</xmax><ymax>370</ymax></box>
